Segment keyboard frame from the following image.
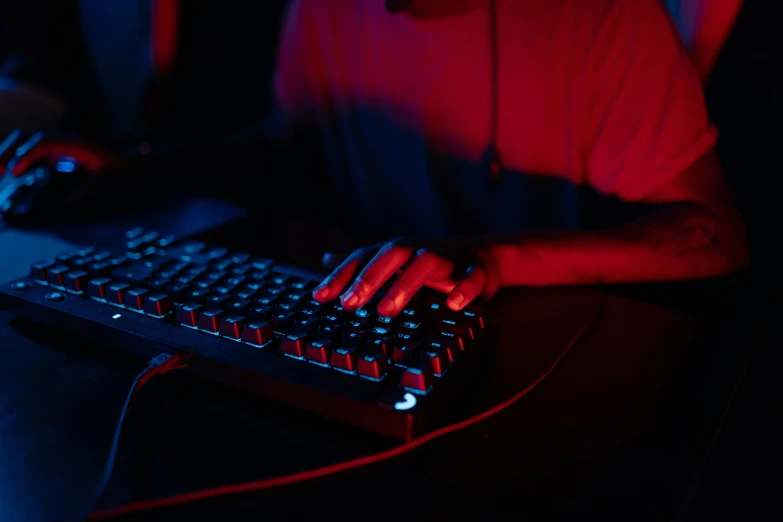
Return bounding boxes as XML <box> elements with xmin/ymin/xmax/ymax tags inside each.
<box><xmin>1</xmin><ymin>264</ymin><xmax>498</xmax><ymax>441</ymax></box>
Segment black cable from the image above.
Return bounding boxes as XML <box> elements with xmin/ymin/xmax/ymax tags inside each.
<box><xmin>71</xmin><ymin>353</ymin><xmax>188</xmax><ymax>522</ymax></box>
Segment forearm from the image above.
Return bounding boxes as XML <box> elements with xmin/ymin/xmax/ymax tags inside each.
<box><xmin>491</xmin><ymin>203</ymin><xmax>748</xmax><ymax>287</ymax></box>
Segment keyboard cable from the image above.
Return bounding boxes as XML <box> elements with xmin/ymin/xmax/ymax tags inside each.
<box><xmin>85</xmin><ymin>317</ymin><xmax>595</xmax><ymax>521</ymax></box>
<box><xmin>71</xmin><ymin>352</ymin><xmax>190</xmax><ymax>522</ymax></box>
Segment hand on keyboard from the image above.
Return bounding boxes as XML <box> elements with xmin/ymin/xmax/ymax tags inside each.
<box><xmin>0</xmin><ymin>130</ymin><xmax>120</xmax><ymax>178</ymax></box>
<box><xmin>312</xmin><ymin>238</ymin><xmax>502</xmax><ymax>317</ymax></box>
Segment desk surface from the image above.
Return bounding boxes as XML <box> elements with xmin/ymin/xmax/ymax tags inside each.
<box><xmin>0</xmin><ymin>201</ymin><xmax>754</xmax><ymax>521</ymax></box>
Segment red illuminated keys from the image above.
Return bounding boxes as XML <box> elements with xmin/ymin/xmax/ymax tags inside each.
<box><xmin>197</xmin><ymin>309</ymin><xmax>223</xmax><ymax>332</ymax></box>
<box><xmin>280</xmin><ymin>332</ymin><xmax>308</xmax><ymax>358</ymax></box>
<box><xmin>423</xmin><ymin>345</ymin><xmax>451</xmax><ymax>376</ymax></box>
<box><xmin>106</xmin><ymin>282</ymin><xmax>130</xmax><ymax>305</ymax></box>
<box><xmin>357</xmin><ymin>351</ymin><xmax>388</xmax><ymax>381</ymax></box>
<box><xmin>30</xmin><ymin>260</ymin><xmax>54</xmax><ymax>282</ymax></box>
<box><xmin>400</xmin><ymin>363</ymin><xmax>434</xmax><ymax>393</ymax></box>
<box><xmin>46</xmin><ymin>265</ymin><xmax>70</xmax><ymax>286</ymax></box>
<box><xmin>143</xmin><ymin>293</ymin><xmax>173</xmax><ymax>317</ymax></box>
<box><xmin>176</xmin><ymin>303</ymin><xmax>202</xmax><ymax>327</ymax></box>
<box><xmin>63</xmin><ymin>270</ymin><xmax>88</xmax><ymax>293</ymax></box>
<box><xmin>241</xmin><ymin>321</ymin><xmax>273</xmax><ymax>346</ymax></box>
<box><xmin>125</xmin><ymin>288</ymin><xmax>148</xmax><ymax>310</ymax></box>
<box><xmin>87</xmin><ymin>277</ymin><xmax>112</xmax><ymax>299</ymax></box>
<box><xmin>305</xmin><ymin>338</ymin><xmax>332</xmax><ymax>364</ymax></box>
<box><xmin>329</xmin><ymin>345</ymin><xmax>359</xmax><ymax>372</ymax></box>
<box><xmin>219</xmin><ymin>315</ymin><xmax>245</xmax><ymax>339</ymax></box>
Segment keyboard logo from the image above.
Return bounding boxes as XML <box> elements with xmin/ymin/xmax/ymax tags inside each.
<box><xmin>393</xmin><ymin>393</ymin><xmax>417</xmax><ymax>411</ymax></box>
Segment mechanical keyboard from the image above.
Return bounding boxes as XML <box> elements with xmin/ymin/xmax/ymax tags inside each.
<box><xmin>0</xmin><ymin>227</ymin><xmax>498</xmax><ymax>440</ymax></box>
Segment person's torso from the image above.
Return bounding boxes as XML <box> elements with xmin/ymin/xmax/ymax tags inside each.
<box><xmin>293</xmin><ymin>0</ymin><xmax>607</xmax><ymax>238</ymax></box>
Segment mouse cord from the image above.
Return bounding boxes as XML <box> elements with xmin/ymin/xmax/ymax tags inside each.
<box><xmin>86</xmin><ymin>315</ymin><xmax>596</xmax><ymax>521</ymax></box>
<box><xmin>71</xmin><ymin>353</ymin><xmax>189</xmax><ymax>522</ymax></box>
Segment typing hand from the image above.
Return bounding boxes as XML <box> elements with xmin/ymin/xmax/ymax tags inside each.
<box><xmin>0</xmin><ymin>130</ymin><xmax>120</xmax><ymax>179</ymax></box>
<box><xmin>312</xmin><ymin>238</ymin><xmax>501</xmax><ymax>316</ymax></box>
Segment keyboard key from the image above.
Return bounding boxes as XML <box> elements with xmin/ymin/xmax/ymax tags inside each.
<box><xmin>219</xmin><ymin>315</ymin><xmax>245</xmax><ymax>339</ymax></box>
<box><xmin>143</xmin><ymin>293</ymin><xmax>173</xmax><ymax>317</ymax></box>
<box><xmin>55</xmin><ymin>251</ymin><xmax>77</xmax><ymax>264</ymax></box>
<box><xmin>177</xmin><ymin>303</ymin><xmax>202</xmax><ymax>327</ymax></box>
<box><xmin>298</xmin><ymin>306</ymin><xmax>321</xmax><ymax>318</ymax></box>
<box><xmin>229</xmin><ymin>263</ymin><xmax>252</xmax><ymax>275</ymax></box>
<box><xmin>437</xmin><ymin>318</ymin><xmax>470</xmax><ymax>341</ymax></box>
<box><xmin>284</xmin><ymin>290</ymin><xmax>308</xmax><ymax>301</ymax></box>
<box><xmin>87</xmin><ymin>260</ymin><xmax>112</xmax><ymax>274</ymax></box>
<box><xmin>318</xmin><ymin>323</ymin><xmax>343</xmax><ymax>339</ymax></box>
<box><xmin>329</xmin><ymin>344</ymin><xmax>359</xmax><ymax>372</ymax></box>
<box><xmin>248</xmin><ymin>270</ymin><xmax>270</xmax><ymax>282</ymax></box>
<box><xmin>92</xmin><ymin>251</ymin><xmax>112</xmax><ymax>262</ymax></box>
<box><xmin>233</xmin><ymin>287</ymin><xmax>258</xmax><ymax>300</ymax></box>
<box><xmin>212</xmin><ymin>258</ymin><xmax>234</xmax><ymax>271</ymax></box>
<box><xmin>344</xmin><ymin>317</ymin><xmax>369</xmax><ymax>334</ymax></box>
<box><xmin>305</xmin><ymin>338</ymin><xmax>332</xmax><ymax>364</ymax></box>
<box><xmin>269</xmin><ymin>273</ymin><xmax>289</xmax><ymax>286</ymax></box>
<box><xmin>111</xmin><ymin>265</ymin><xmax>153</xmax><ymax>286</ymax></box>
<box><xmin>458</xmin><ymin>309</ymin><xmax>485</xmax><ymax>335</ymax></box>
<box><xmin>225</xmin><ymin>275</ymin><xmax>246</xmax><ymax>286</ymax></box>
<box><xmin>288</xmin><ymin>278</ymin><xmax>313</xmax><ymax>290</ymax></box>
<box><xmin>271</xmin><ymin>312</ymin><xmax>296</xmax><ymax>332</ymax></box>
<box><xmin>365</xmin><ymin>333</ymin><xmax>394</xmax><ymax>357</ymax></box>
<box><xmin>197</xmin><ymin>309</ymin><xmax>223</xmax><ymax>332</ymax></box>
<box><xmin>157</xmin><ymin>234</ymin><xmax>177</xmax><ymax>248</ymax></box>
<box><xmin>280</xmin><ymin>332</ymin><xmax>308</xmax><ymax>357</ymax></box>
<box><xmin>342</xmin><ymin>330</ymin><xmax>367</xmax><ymax>348</ymax></box>
<box><xmin>292</xmin><ymin>316</ymin><xmax>319</xmax><ymax>334</ymax></box>
<box><xmin>62</xmin><ymin>271</ymin><xmax>88</xmax><ymax>293</ymax></box>
<box><xmin>212</xmin><ymin>283</ymin><xmax>236</xmax><ymax>295</ymax></box>
<box><xmin>205</xmin><ymin>294</ymin><xmax>230</xmax><ymax>308</ymax></box>
<box><xmin>436</xmin><ymin>331</ymin><xmax>466</xmax><ymax>351</ymax></box>
<box><xmin>247</xmin><ymin>305</ymin><xmax>274</xmax><ymax>323</ymax></box>
<box><xmin>166</xmin><ymin>282</ymin><xmax>189</xmax><ymax>302</ymax></box>
<box><xmin>71</xmin><ymin>256</ymin><xmax>93</xmax><ymax>269</ymax></box>
<box><xmin>30</xmin><ymin>260</ymin><xmax>54</xmax><ymax>282</ymax></box>
<box><xmin>423</xmin><ymin>345</ymin><xmax>451</xmax><ymax>376</ymax></box>
<box><xmin>254</xmin><ymin>294</ymin><xmax>278</xmax><ymax>307</ymax></box>
<box><xmin>357</xmin><ymin>351</ymin><xmax>388</xmax><ymax>380</ymax></box>
<box><xmin>225</xmin><ymin>298</ymin><xmax>251</xmax><ymax>313</ymax></box>
<box><xmin>106</xmin><ymin>282</ymin><xmax>130</xmax><ymax>305</ymax></box>
<box><xmin>87</xmin><ymin>277</ymin><xmax>112</xmax><ymax>299</ymax></box>
<box><xmin>230</xmin><ymin>252</ymin><xmax>251</xmax><ymax>264</ymax></box>
<box><xmin>400</xmin><ymin>363</ymin><xmax>434</xmax><ymax>393</ymax></box>
<box><xmin>47</xmin><ymin>265</ymin><xmax>70</xmax><ymax>286</ymax></box>
<box><xmin>147</xmin><ymin>278</ymin><xmax>170</xmax><ymax>292</ymax></box>
<box><xmin>275</xmin><ymin>301</ymin><xmax>298</xmax><ymax>313</ymax></box>
<box><xmin>125</xmin><ymin>227</ymin><xmax>144</xmax><ymax>239</ymax></box>
<box><xmin>76</xmin><ymin>246</ymin><xmax>95</xmax><ymax>257</ymax></box>
<box><xmin>251</xmin><ymin>258</ymin><xmax>273</xmax><ymax>270</ymax></box>
<box><xmin>422</xmin><ymin>336</ymin><xmax>460</xmax><ymax>363</ymax></box>
<box><xmin>392</xmin><ymin>341</ymin><xmax>419</xmax><ymax>366</ymax></box>
<box><xmin>241</xmin><ymin>321</ymin><xmax>273</xmax><ymax>346</ymax></box>
<box><xmin>125</xmin><ymin>288</ymin><xmax>148</xmax><ymax>310</ymax></box>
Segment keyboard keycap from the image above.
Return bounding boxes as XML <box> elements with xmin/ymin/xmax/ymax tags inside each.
<box><xmin>177</xmin><ymin>303</ymin><xmax>202</xmax><ymax>327</ymax></box>
<box><xmin>241</xmin><ymin>321</ymin><xmax>273</xmax><ymax>346</ymax></box>
<box><xmin>225</xmin><ymin>298</ymin><xmax>251</xmax><ymax>313</ymax></box>
<box><xmin>280</xmin><ymin>332</ymin><xmax>308</xmax><ymax>357</ymax></box>
<box><xmin>185</xmin><ymin>288</ymin><xmax>210</xmax><ymax>303</ymax></box>
<box><xmin>71</xmin><ymin>256</ymin><xmax>93</xmax><ymax>269</ymax></box>
<box><xmin>205</xmin><ymin>294</ymin><xmax>229</xmax><ymax>308</ymax></box>
<box><xmin>304</xmin><ymin>338</ymin><xmax>332</xmax><ymax>364</ymax></box>
<box><xmin>292</xmin><ymin>316</ymin><xmax>319</xmax><ymax>334</ymax></box>
<box><xmin>230</xmin><ymin>252</ymin><xmax>251</xmax><ymax>264</ymax></box>
<box><xmin>87</xmin><ymin>277</ymin><xmax>112</xmax><ymax>299</ymax></box>
<box><xmin>422</xmin><ymin>336</ymin><xmax>460</xmax><ymax>363</ymax></box>
<box><xmin>47</xmin><ymin>265</ymin><xmax>70</xmax><ymax>286</ymax></box>
<box><xmin>251</xmin><ymin>258</ymin><xmax>273</xmax><ymax>270</ymax></box>
<box><xmin>219</xmin><ymin>315</ymin><xmax>245</xmax><ymax>339</ymax></box>
<box><xmin>55</xmin><ymin>251</ymin><xmax>77</xmax><ymax>264</ymax></box>
<box><xmin>197</xmin><ymin>309</ymin><xmax>223</xmax><ymax>332</ymax></box>
<box><xmin>423</xmin><ymin>345</ymin><xmax>451</xmax><ymax>376</ymax></box>
<box><xmin>62</xmin><ymin>270</ymin><xmax>88</xmax><ymax>293</ymax></box>
<box><xmin>88</xmin><ymin>260</ymin><xmax>112</xmax><ymax>274</ymax></box>
<box><xmin>357</xmin><ymin>351</ymin><xmax>388</xmax><ymax>380</ymax></box>
<box><xmin>400</xmin><ymin>363</ymin><xmax>434</xmax><ymax>393</ymax></box>
<box><xmin>106</xmin><ymin>282</ymin><xmax>130</xmax><ymax>305</ymax></box>
<box><xmin>248</xmin><ymin>305</ymin><xmax>274</xmax><ymax>323</ymax></box>
<box><xmin>271</xmin><ymin>312</ymin><xmax>296</xmax><ymax>332</ymax></box>
<box><xmin>143</xmin><ymin>293</ymin><xmax>173</xmax><ymax>316</ymax></box>
<box><xmin>166</xmin><ymin>282</ymin><xmax>189</xmax><ymax>302</ymax></box>
<box><xmin>391</xmin><ymin>341</ymin><xmax>419</xmax><ymax>366</ymax></box>
<box><xmin>125</xmin><ymin>288</ymin><xmax>148</xmax><ymax>310</ymax></box>
<box><xmin>329</xmin><ymin>344</ymin><xmax>359</xmax><ymax>372</ymax></box>
<box><xmin>365</xmin><ymin>334</ymin><xmax>394</xmax><ymax>357</ymax></box>
<box><xmin>30</xmin><ymin>260</ymin><xmax>54</xmax><ymax>282</ymax></box>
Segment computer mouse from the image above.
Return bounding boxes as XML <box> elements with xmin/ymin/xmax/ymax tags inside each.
<box><xmin>0</xmin><ymin>160</ymin><xmax>92</xmax><ymax>226</ymax></box>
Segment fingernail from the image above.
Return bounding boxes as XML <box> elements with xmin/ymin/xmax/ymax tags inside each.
<box><xmin>342</xmin><ymin>292</ymin><xmax>359</xmax><ymax>309</ymax></box>
<box><xmin>447</xmin><ymin>293</ymin><xmax>465</xmax><ymax>310</ymax></box>
<box><xmin>377</xmin><ymin>299</ymin><xmax>395</xmax><ymax>316</ymax></box>
<box><xmin>313</xmin><ymin>285</ymin><xmax>328</xmax><ymax>300</ymax></box>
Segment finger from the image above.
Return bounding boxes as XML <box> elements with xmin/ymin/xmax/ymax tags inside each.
<box><xmin>446</xmin><ymin>265</ymin><xmax>488</xmax><ymax>310</ymax></box>
<box><xmin>0</xmin><ymin>130</ymin><xmax>26</xmax><ymax>175</ymax></box>
<box><xmin>10</xmin><ymin>140</ymin><xmax>109</xmax><ymax>175</ymax></box>
<box><xmin>377</xmin><ymin>248</ymin><xmax>453</xmax><ymax>317</ymax></box>
<box><xmin>312</xmin><ymin>249</ymin><xmax>367</xmax><ymax>303</ymax></box>
<box><xmin>424</xmin><ymin>277</ymin><xmax>457</xmax><ymax>295</ymax></box>
<box><xmin>7</xmin><ymin>132</ymin><xmax>46</xmax><ymax>175</ymax></box>
<box><xmin>341</xmin><ymin>242</ymin><xmax>413</xmax><ymax>310</ymax></box>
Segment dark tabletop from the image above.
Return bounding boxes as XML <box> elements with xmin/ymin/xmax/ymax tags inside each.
<box><xmin>0</xmin><ymin>196</ymin><xmax>759</xmax><ymax>521</ymax></box>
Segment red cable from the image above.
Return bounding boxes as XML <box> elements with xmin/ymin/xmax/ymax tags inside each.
<box><xmin>88</xmin><ymin>320</ymin><xmax>592</xmax><ymax>520</ymax></box>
